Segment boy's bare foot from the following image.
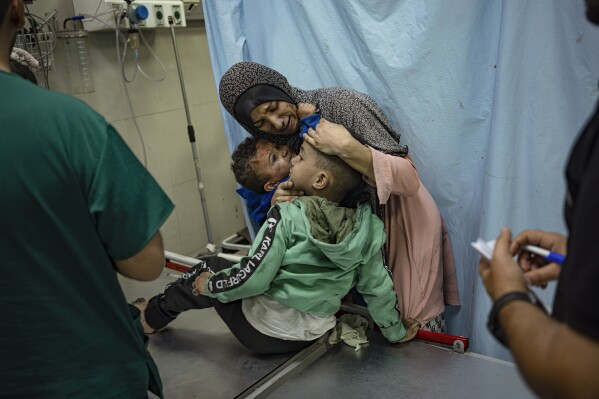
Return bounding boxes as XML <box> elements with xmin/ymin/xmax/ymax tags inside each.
<box><xmin>132</xmin><ymin>298</ymin><xmax>155</xmax><ymax>334</ymax></box>
<box><xmin>398</xmin><ymin>318</ymin><xmax>421</xmax><ymax>343</ymax></box>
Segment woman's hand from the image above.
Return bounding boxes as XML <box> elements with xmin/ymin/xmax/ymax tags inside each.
<box><xmin>510</xmin><ymin>229</ymin><xmax>567</xmax><ymax>288</ymax></box>
<box><xmin>304</xmin><ymin>118</ymin><xmax>355</xmax><ymax>156</ymax></box>
<box><xmin>270</xmin><ymin>180</ymin><xmax>304</xmax><ymax>206</ymax></box>
<box><xmin>297</xmin><ymin>103</ymin><xmax>317</xmax><ymax>119</ymax></box>
<box><xmin>305</xmin><ymin>118</ymin><xmax>375</xmax><ymax>180</ymax></box>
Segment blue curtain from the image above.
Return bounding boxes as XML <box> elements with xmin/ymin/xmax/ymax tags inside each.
<box><xmin>202</xmin><ymin>0</ymin><xmax>599</xmax><ymax>359</ymax></box>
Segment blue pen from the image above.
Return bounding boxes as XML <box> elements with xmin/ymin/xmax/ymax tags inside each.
<box><xmin>523</xmin><ymin>245</ymin><xmax>566</xmax><ymax>265</ymax></box>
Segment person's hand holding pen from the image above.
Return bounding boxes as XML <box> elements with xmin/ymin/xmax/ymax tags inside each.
<box><xmin>510</xmin><ymin>229</ymin><xmax>567</xmax><ymax>288</ymax></box>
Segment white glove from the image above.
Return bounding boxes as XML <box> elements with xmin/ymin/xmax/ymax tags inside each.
<box><xmin>10</xmin><ymin>47</ymin><xmax>40</xmax><ymax>68</ymax></box>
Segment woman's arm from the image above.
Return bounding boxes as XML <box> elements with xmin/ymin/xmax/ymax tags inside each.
<box><xmin>305</xmin><ymin>118</ymin><xmax>375</xmax><ymax>178</ymax></box>
<box><xmin>368</xmin><ymin>147</ymin><xmax>420</xmax><ymax>201</ymax></box>
<box><xmin>305</xmin><ymin>119</ymin><xmax>420</xmax><ymax>201</ymax></box>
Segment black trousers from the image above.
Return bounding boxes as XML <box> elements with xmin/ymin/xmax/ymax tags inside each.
<box><xmin>145</xmin><ymin>255</ymin><xmax>314</xmax><ymax>355</ymax></box>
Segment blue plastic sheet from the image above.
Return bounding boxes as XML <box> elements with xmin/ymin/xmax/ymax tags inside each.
<box><xmin>203</xmin><ymin>0</ymin><xmax>599</xmax><ymax>359</ymax></box>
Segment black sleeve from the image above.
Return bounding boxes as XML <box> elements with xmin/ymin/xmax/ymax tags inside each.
<box><xmin>553</xmin><ymin>107</ymin><xmax>599</xmax><ymax>342</ymax></box>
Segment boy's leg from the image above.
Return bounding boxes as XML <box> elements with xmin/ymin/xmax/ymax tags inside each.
<box><xmin>211</xmin><ymin>300</ymin><xmax>315</xmax><ymax>355</ymax></box>
<box><xmin>144</xmin><ymin>256</ymin><xmax>235</xmax><ymax>330</ymax></box>
<box><xmin>141</xmin><ymin>255</ymin><xmax>315</xmax><ymax>354</ymax></box>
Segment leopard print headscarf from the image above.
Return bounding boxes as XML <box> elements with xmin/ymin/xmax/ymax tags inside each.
<box><xmin>219</xmin><ymin>61</ymin><xmax>408</xmax><ymax>157</ymax></box>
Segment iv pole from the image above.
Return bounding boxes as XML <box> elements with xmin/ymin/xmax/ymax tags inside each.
<box><xmin>168</xmin><ymin>15</ymin><xmax>216</xmax><ymax>254</ymax></box>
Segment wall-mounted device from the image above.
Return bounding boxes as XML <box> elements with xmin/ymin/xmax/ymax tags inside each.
<box><xmin>182</xmin><ymin>0</ymin><xmax>203</xmax><ymax>21</ymax></box>
<box><xmin>72</xmin><ymin>0</ymin><xmax>186</xmax><ymax>31</ymax></box>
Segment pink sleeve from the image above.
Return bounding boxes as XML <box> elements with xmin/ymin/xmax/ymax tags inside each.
<box><xmin>364</xmin><ymin>147</ymin><xmax>420</xmax><ymax>204</ymax></box>
<box><xmin>441</xmin><ymin>217</ymin><xmax>460</xmax><ymax>306</ymax></box>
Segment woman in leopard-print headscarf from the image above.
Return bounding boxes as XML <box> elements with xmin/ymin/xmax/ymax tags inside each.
<box><xmin>220</xmin><ymin>62</ymin><xmax>460</xmax><ymax>332</ymax></box>
<box><xmin>219</xmin><ymin>61</ymin><xmax>407</xmax><ymax>157</ymax></box>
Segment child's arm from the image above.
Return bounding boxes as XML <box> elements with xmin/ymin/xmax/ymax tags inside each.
<box><xmin>200</xmin><ymin>205</ymin><xmax>288</xmax><ymax>302</ymax></box>
<box><xmin>355</xmin><ymin>251</ymin><xmax>408</xmax><ymax>343</ymax></box>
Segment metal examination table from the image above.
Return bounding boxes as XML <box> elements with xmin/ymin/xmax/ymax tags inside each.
<box><xmin>120</xmin><ymin>270</ymin><xmax>536</xmax><ymax>398</ymax></box>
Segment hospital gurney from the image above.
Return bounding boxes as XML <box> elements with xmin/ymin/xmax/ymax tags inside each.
<box><xmin>117</xmin><ymin>252</ymin><xmax>536</xmax><ymax>398</ymax></box>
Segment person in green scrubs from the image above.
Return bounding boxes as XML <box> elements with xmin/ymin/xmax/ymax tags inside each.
<box><xmin>0</xmin><ymin>1</ymin><xmax>174</xmax><ymax>397</ymax></box>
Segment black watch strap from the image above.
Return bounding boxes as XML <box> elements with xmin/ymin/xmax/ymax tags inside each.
<box><xmin>487</xmin><ymin>291</ymin><xmax>535</xmax><ymax>346</ymax></box>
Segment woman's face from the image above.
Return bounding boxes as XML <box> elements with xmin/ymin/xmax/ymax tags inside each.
<box><xmin>250</xmin><ymin>101</ymin><xmax>299</xmax><ymax>135</ymax></box>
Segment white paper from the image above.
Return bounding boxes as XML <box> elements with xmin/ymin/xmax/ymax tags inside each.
<box><xmin>470</xmin><ymin>238</ymin><xmax>496</xmax><ymax>261</ymax></box>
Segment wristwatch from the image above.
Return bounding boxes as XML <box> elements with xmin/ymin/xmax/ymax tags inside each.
<box><xmin>487</xmin><ymin>290</ymin><xmax>548</xmax><ymax>346</ymax></box>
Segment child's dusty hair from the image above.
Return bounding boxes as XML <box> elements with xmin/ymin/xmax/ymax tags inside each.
<box><xmin>231</xmin><ymin>137</ymin><xmax>268</xmax><ymax>193</ymax></box>
<box><xmin>313</xmin><ymin>149</ymin><xmax>363</xmax><ymax>202</ymax></box>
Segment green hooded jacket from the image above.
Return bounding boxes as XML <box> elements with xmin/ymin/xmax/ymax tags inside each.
<box><xmin>204</xmin><ymin>196</ymin><xmax>406</xmax><ymax>342</ymax></box>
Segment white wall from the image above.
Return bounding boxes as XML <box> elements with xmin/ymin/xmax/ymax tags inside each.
<box><xmin>26</xmin><ymin>0</ymin><xmax>246</xmax><ymax>256</ymax></box>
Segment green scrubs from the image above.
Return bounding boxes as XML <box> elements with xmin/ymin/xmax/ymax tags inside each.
<box><xmin>0</xmin><ymin>71</ymin><xmax>174</xmax><ymax>398</ymax></box>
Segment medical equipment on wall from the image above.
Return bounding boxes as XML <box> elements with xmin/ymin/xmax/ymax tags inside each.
<box><xmin>13</xmin><ymin>9</ymin><xmax>57</xmax><ymax>88</ymax></box>
<box><xmin>68</xmin><ymin>0</ymin><xmax>216</xmax><ymax>253</ymax></box>
<box><xmin>55</xmin><ymin>27</ymin><xmax>94</xmax><ymax>94</ymax></box>
<box><xmin>59</xmin><ymin>1</ymin><xmax>172</xmax><ymax>171</ymax></box>
<box><xmin>69</xmin><ymin>2</ymin><xmax>168</xmax><ymax>85</ymax></box>
<box><xmin>73</xmin><ymin>0</ymin><xmax>187</xmax><ymax>31</ymax></box>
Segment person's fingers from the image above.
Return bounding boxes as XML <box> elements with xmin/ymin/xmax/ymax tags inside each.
<box><xmin>512</xmin><ymin>229</ymin><xmax>566</xmax><ymax>254</ymax></box>
<box><xmin>305</xmin><ymin>131</ymin><xmax>328</xmax><ymax>153</ymax></box>
<box><xmin>275</xmin><ymin>194</ymin><xmax>296</xmax><ymax>200</ymax></box>
<box><xmin>509</xmin><ymin>239</ymin><xmax>520</xmax><ymax>256</ymax></box>
<box><xmin>304</xmin><ymin>133</ymin><xmax>314</xmax><ymax>145</ymax></box>
<box><xmin>479</xmin><ymin>258</ymin><xmax>490</xmax><ymax>279</ymax></box>
<box><xmin>479</xmin><ymin>258</ymin><xmax>495</xmax><ymax>297</ymax></box>
<box><xmin>279</xmin><ymin>180</ymin><xmax>294</xmax><ymax>190</ymax></box>
<box><xmin>272</xmin><ymin>195</ymin><xmax>284</xmax><ymax>204</ymax></box>
<box><xmin>272</xmin><ymin>192</ymin><xmax>303</xmax><ymax>204</ymax></box>
<box><xmin>276</xmin><ymin>188</ymin><xmax>304</xmax><ymax>196</ymax></box>
<box><xmin>517</xmin><ymin>251</ymin><xmax>535</xmax><ymax>272</ymax></box>
<box><xmin>493</xmin><ymin>227</ymin><xmax>512</xmax><ymax>261</ymax></box>
<box><xmin>510</xmin><ymin>229</ymin><xmax>547</xmax><ymax>255</ymax></box>
<box><xmin>510</xmin><ymin>230</ymin><xmax>530</xmax><ymax>253</ymax></box>
<box><xmin>523</xmin><ymin>263</ymin><xmax>560</xmax><ymax>286</ymax></box>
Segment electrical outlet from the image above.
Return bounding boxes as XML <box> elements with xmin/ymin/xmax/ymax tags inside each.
<box><xmin>154</xmin><ymin>5</ymin><xmax>164</xmax><ymax>26</ymax></box>
<box><xmin>172</xmin><ymin>5</ymin><xmax>182</xmax><ymax>25</ymax></box>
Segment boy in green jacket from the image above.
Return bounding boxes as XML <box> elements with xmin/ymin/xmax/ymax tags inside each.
<box><xmin>136</xmin><ymin>140</ymin><xmax>419</xmax><ymax>354</ymax></box>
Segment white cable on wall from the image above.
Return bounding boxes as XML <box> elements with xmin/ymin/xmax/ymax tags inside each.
<box><xmin>81</xmin><ymin>12</ymin><xmax>150</xmax><ymax>167</ymax></box>
<box><xmin>137</xmin><ymin>28</ymin><xmax>166</xmax><ymax>82</ymax></box>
